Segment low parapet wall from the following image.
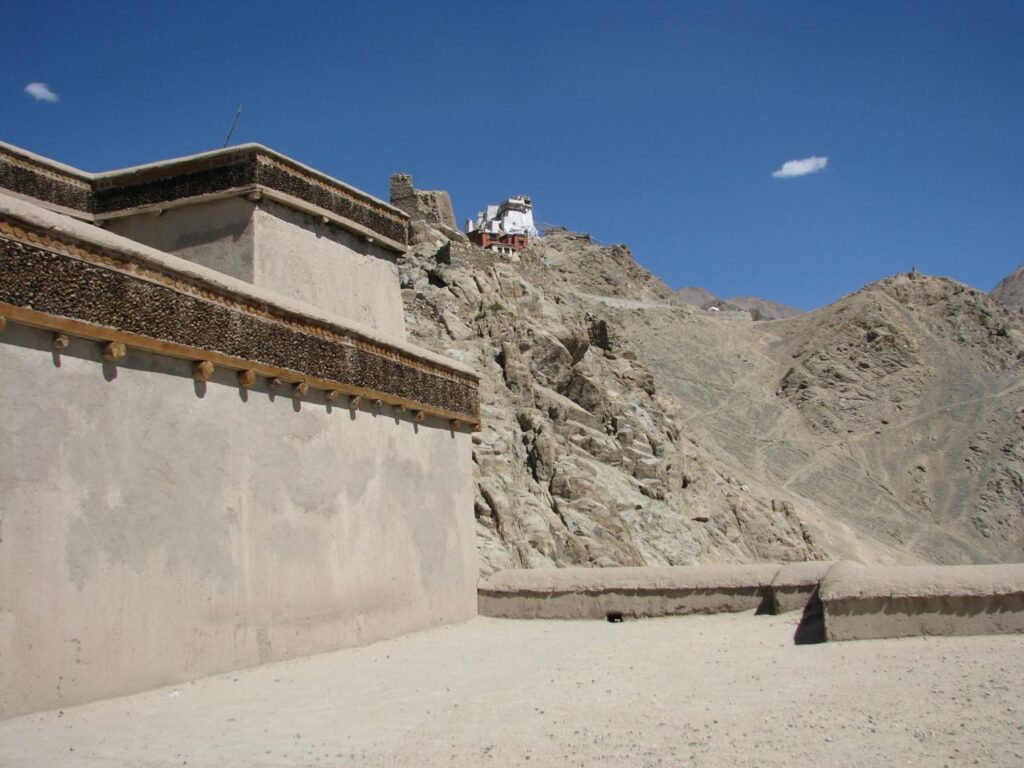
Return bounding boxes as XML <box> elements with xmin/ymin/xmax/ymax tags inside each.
<box><xmin>821</xmin><ymin>562</ymin><xmax>1024</xmax><ymax>641</ymax></box>
<box><xmin>771</xmin><ymin>561</ymin><xmax>837</xmax><ymax>614</ymax></box>
<box><xmin>478</xmin><ymin>565</ymin><xmax>783</xmax><ymax>619</ymax></box>
<box><xmin>480</xmin><ymin>561</ymin><xmax>1024</xmax><ymax>643</ymax></box>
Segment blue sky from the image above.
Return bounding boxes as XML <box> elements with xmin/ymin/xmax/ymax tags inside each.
<box><xmin>3</xmin><ymin>1</ymin><xmax>1022</xmax><ymax>310</ymax></box>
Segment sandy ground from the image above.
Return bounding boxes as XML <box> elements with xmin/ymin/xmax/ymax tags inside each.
<box><xmin>2</xmin><ymin>612</ymin><xmax>1022</xmax><ymax>767</ymax></box>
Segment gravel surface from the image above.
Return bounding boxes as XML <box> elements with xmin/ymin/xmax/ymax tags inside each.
<box><xmin>2</xmin><ymin>612</ymin><xmax>1022</xmax><ymax>767</ymax></box>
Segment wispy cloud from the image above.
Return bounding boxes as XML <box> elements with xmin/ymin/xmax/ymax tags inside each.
<box><xmin>772</xmin><ymin>156</ymin><xmax>828</xmax><ymax>179</ymax></box>
<box><xmin>24</xmin><ymin>82</ymin><xmax>59</xmax><ymax>103</ymax></box>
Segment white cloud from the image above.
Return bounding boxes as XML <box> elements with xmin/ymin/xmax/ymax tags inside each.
<box><xmin>772</xmin><ymin>156</ymin><xmax>828</xmax><ymax>178</ymax></box>
<box><xmin>24</xmin><ymin>82</ymin><xmax>59</xmax><ymax>103</ymax></box>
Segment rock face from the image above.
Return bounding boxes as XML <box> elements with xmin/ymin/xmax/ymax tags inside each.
<box><xmin>399</xmin><ymin>227</ymin><xmax>820</xmax><ymax>574</ymax></box>
<box><xmin>992</xmin><ymin>262</ymin><xmax>1024</xmax><ymax>314</ymax></box>
<box><xmin>400</xmin><ymin>211</ymin><xmax>1024</xmax><ymax>570</ymax></box>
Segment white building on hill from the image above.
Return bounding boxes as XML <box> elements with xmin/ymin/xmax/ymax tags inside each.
<box><xmin>465</xmin><ymin>195</ymin><xmax>538</xmax><ymax>255</ymax></box>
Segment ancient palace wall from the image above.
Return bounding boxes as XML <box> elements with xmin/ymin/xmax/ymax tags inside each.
<box><xmin>106</xmin><ymin>198</ymin><xmax>407</xmax><ymax>340</ymax></box>
<box><xmin>0</xmin><ymin>152</ymin><xmax>480</xmax><ymax>720</ymax></box>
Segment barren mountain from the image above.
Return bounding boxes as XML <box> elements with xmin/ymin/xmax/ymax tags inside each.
<box><xmin>728</xmin><ymin>295</ymin><xmax>803</xmax><ymax>320</ymax></box>
<box><xmin>992</xmin><ymin>262</ymin><xmax>1024</xmax><ymax>314</ymax></box>
<box><xmin>675</xmin><ymin>286</ymin><xmax>802</xmax><ymax>320</ymax></box>
<box><xmin>675</xmin><ymin>285</ymin><xmax>718</xmax><ymax>307</ymax></box>
<box><xmin>399</xmin><ymin>221</ymin><xmax>1024</xmax><ymax>570</ymax></box>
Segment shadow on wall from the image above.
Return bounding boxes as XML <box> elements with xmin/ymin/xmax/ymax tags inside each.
<box><xmin>793</xmin><ymin>587</ymin><xmax>826</xmax><ymax>645</ymax></box>
<box><xmin>3</xmin><ymin>322</ymin><xmax>459</xmax><ymax>433</ymax></box>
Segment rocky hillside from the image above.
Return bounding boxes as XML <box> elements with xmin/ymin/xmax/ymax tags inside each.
<box><xmin>398</xmin><ymin>217</ymin><xmax>1024</xmax><ymax>569</ymax></box>
<box><xmin>992</xmin><ymin>262</ymin><xmax>1024</xmax><ymax>314</ymax></box>
<box><xmin>617</xmin><ymin>271</ymin><xmax>1024</xmax><ymax>565</ymax></box>
<box><xmin>675</xmin><ymin>286</ymin><xmax>802</xmax><ymax>320</ymax></box>
<box><xmin>728</xmin><ymin>295</ymin><xmax>803</xmax><ymax>320</ymax></box>
<box><xmin>399</xmin><ymin>225</ymin><xmax>820</xmax><ymax>574</ymax></box>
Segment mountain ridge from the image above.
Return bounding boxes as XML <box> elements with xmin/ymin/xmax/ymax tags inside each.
<box><xmin>675</xmin><ymin>285</ymin><xmax>802</xmax><ymax>320</ymax></box>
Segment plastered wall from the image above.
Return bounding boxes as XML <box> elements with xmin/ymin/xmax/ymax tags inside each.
<box><xmin>0</xmin><ymin>326</ymin><xmax>477</xmax><ymax>719</ymax></box>
<box><xmin>253</xmin><ymin>201</ymin><xmax>407</xmax><ymax>340</ymax></box>
<box><xmin>107</xmin><ymin>198</ymin><xmax>407</xmax><ymax>340</ymax></box>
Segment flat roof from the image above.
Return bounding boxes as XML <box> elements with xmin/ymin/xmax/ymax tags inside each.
<box><xmin>0</xmin><ymin>141</ymin><xmax>409</xmax><ymax>252</ymax></box>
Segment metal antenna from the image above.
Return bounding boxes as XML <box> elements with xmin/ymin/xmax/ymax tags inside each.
<box><xmin>223</xmin><ymin>106</ymin><xmax>243</xmax><ymax>147</ymax></box>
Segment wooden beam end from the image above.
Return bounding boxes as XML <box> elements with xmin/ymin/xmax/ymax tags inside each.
<box><xmin>102</xmin><ymin>341</ymin><xmax>127</xmax><ymax>363</ymax></box>
<box><xmin>193</xmin><ymin>360</ymin><xmax>215</xmax><ymax>382</ymax></box>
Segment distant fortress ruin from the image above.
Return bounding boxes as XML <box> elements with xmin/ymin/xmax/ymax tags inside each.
<box><xmin>388</xmin><ymin>173</ymin><xmax>539</xmax><ymax>257</ymax></box>
<box><xmin>0</xmin><ymin>142</ymin><xmax>480</xmax><ymax>718</ymax></box>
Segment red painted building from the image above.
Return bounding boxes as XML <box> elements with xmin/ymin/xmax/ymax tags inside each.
<box><xmin>466</xmin><ymin>230</ymin><xmax>529</xmax><ymax>255</ymax></box>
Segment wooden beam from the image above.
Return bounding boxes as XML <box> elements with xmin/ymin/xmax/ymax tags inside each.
<box><xmin>52</xmin><ymin>333</ymin><xmax>70</xmax><ymax>350</ymax></box>
<box><xmin>0</xmin><ymin>303</ymin><xmax>479</xmax><ymax>424</ymax></box>
<box><xmin>237</xmin><ymin>369</ymin><xmax>257</xmax><ymax>388</ymax></box>
<box><xmin>293</xmin><ymin>382</ymin><xmax>309</xmax><ymax>398</ymax></box>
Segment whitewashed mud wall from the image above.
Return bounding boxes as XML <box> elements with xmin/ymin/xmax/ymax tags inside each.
<box><xmin>0</xmin><ymin>179</ymin><xmax>480</xmax><ymax>719</ymax></box>
<box><xmin>0</xmin><ymin>329</ymin><xmax>477</xmax><ymax>718</ymax></box>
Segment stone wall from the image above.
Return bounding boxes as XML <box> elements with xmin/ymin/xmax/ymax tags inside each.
<box><xmin>390</xmin><ymin>173</ymin><xmax>457</xmax><ymax>230</ymax></box>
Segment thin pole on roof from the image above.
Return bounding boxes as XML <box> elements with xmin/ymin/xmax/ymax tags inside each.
<box><xmin>223</xmin><ymin>106</ymin><xmax>243</xmax><ymax>148</ymax></box>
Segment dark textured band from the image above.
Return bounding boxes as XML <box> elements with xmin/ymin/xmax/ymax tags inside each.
<box><xmin>0</xmin><ymin>218</ymin><xmax>478</xmax><ymax>421</ymax></box>
<box><xmin>0</xmin><ymin>150</ymin><xmax>92</xmax><ymax>213</ymax></box>
<box><xmin>0</xmin><ymin>145</ymin><xmax>408</xmax><ymax>247</ymax></box>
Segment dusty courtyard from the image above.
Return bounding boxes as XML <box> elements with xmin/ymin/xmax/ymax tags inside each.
<box><xmin>1</xmin><ymin>612</ymin><xmax>1022</xmax><ymax>767</ymax></box>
